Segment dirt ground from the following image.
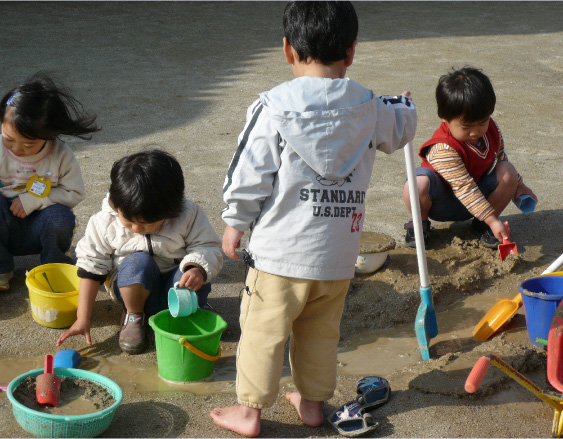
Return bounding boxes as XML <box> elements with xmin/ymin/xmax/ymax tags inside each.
<box><xmin>1</xmin><ymin>2</ymin><xmax>563</xmax><ymax>438</ymax></box>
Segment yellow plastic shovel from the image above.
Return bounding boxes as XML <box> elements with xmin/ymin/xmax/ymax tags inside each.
<box><xmin>473</xmin><ymin>253</ymin><xmax>563</xmax><ymax>341</ymax></box>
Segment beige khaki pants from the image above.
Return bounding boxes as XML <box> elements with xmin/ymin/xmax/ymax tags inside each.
<box><xmin>236</xmin><ymin>267</ymin><xmax>350</xmax><ymax>409</ymax></box>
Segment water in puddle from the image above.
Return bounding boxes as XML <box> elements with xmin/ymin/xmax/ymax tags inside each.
<box><xmin>52</xmin><ymin>394</ymin><xmax>102</xmax><ymax>416</ymax></box>
<box><xmin>0</xmin><ymin>352</ymin><xmax>238</xmax><ymax>397</ymax></box>
<box><xmin>17</xmin><ymin>385</ymin><xmax>108</xmax><ymax>416</ymax></box>
<box><xmin>337</xmin><ymin>290</ymin><xmax>526</xmax><ymax>376</ymax></box>
<box><xmin>0</xmin><ymin>291</ymin><xmax>527</xmax><ymax>397</ymax></box>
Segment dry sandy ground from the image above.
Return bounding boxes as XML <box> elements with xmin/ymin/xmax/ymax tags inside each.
<box><xmin>1</xmin><ymin>2</ymin><xmax>563</xmax><ymax>438</ymax></box>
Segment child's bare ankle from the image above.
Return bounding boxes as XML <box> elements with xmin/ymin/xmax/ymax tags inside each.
<box><xmin>285</xmin><ymin>391</ymin><xmax>324</xmax><ymax>427</ymax></box>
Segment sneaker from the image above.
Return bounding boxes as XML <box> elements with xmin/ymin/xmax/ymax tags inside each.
<box><xmin>404</xmin><ymin>219</ymin><xmax>431</xmax><ymax>248</ymax></box>
<box><xmin>0</xmin><ymin>272</ymin><xmax>14</xmax><ymax>292</ymax></box>
<box><xmin>480</xmin><ymin>229</ymin><xmax>500</xmax><ymax>249</ymax></box>
<box><xmin>356</xmin><ymin>376</ymin><xmax>391</xmax><ymax>411</ymax></box>
<box><xmin>471</xmin><ymin>219</ymin><xmax>500</xmax><ymax>249</ymax></box>
<box><xmin>119</xmin><ymin>310</ymin><xmax>146</xmax><ymax>355</ymax></box>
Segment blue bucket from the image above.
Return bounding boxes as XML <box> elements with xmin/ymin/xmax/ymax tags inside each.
<box><xmin>519</xmin><ymin>275</ymin><xmax>563</xmax><ymax>346</ymax></box>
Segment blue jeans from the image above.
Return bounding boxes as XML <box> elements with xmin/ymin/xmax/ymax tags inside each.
<box><xmin>0</xmin><ymin>197</ymin><xmax>75</xmax><ymax>273</ymax></box>
<box><xmin>112</xmin><ymin>252</ymin><xmax>212</xmax><ymax>317</ymax></box>
<box><xmin>413</xmin><ymin>167</ymin><xmax>498</xmax><ymax>222</ymax></box>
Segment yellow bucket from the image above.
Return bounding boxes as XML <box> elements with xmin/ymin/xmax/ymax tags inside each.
<box><xmin>25</xmin><ymin>263</ymin><xmax>80</xmax><ymax>328</ymax></box>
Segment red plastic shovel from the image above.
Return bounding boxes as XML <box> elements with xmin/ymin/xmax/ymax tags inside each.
<box><xmin>36</xmin><ymin>354</ymin><xmax>61</xmax><ymax>407</ymax></box>
<box><xmin>498</xmin><ymin>237</ymin><xmax>518</xmax><ymax>261</ymax></box>
<box><xmin>497</xmin><ymin>221</ymin><xmax>518</xmax><ymax>262</ymax></box>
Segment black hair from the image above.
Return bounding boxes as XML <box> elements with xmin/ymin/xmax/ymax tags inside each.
<box><xmin>436</xmin><ymin>67</ymin><xmax>496</xmax><ymax>123</ymax></box>
<box><xmin>0</xmin><ymin>71</ymin><xmax>100</xmax><ymax>140</ymax></box>
<box><xmin>283</xmin><ymin>1</ymin><xmax>358</xmax><ymax>65</ymax></box>
<box><xmin>109</xmin><ymin>149</ymin><xmax>185</xmax><ymax>223</ymax></box>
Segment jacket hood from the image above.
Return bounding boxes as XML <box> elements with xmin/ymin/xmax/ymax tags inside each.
<box><xmin>259</xmin><ymin>76</ymin><xmax>378</xmax><ymax>180</ymax></box>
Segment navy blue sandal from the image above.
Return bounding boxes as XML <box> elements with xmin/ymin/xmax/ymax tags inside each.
<box><xmin>329</xmin><ymin>401</ymin><xmax>379</xmax><ymax>437</ymax></box>
<box><xmin>356</xmin><ymin>376</ymin><xmax>391</xmax><ymax>410</ymax></box>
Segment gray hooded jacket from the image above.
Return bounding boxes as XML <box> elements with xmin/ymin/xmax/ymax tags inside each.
<box><xmin>222</xmin><ymin>76</ymin><xmax>416</xmax><ymax>280</ymax></box>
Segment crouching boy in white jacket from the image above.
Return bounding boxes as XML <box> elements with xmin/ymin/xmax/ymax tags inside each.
<box><xmin>57</xmin><ymin>149</ymin><xmax>223</xmax><ymax>354</ymax></box>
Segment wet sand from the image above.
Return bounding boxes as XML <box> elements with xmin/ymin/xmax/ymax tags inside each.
<box><xmin>1</xmin><ymin>2</ymin><xmax>563</xmax><ymax>438</ymax></box>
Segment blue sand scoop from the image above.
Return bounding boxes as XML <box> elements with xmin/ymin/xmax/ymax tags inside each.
<box><xmin>54</xmin><ymin>350</ymin><xmax>81</xmax><ymax>368</ymax></box>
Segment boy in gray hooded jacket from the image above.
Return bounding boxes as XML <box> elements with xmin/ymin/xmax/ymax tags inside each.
<box><xmin>211</xmin><ymin>2</ymin><xmax>417</xmax><ymax>436</ymax></box>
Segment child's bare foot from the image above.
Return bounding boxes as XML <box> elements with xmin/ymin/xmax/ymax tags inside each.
<box><xmin>285</xmin><ymin>391</ymin><xmax>324</xmax><ymax>427</ymax></box>
<box><xmin>210</xmin><ymin>405</ymin><xmax>261</xmax><ymax>437</ymax></box>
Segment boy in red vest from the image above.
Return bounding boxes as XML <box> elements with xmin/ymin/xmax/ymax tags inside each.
<box><xmin>403</xmin><ymin>67</ymin><xmax>536</xmax><ymax>249</ymax></box>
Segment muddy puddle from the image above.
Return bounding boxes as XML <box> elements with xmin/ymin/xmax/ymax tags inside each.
<box><xmin>0</xmin><ymin>241</ymin><xmax>551</xmax><ymax>415</ymax></box>
<box><xmin>1</xmin><ymin>348</ymin><xmax>295</xmax><ymax>398</ymax></box>
<box><xmin>338</xmin><ymin>290</ymin><xmax>513</xmax><ymax>377</ymax></box>
<box><xmin>0</xmin><ymin>289</ymin><xmax>533</xmax><ymax>399</ymax></box>
<box><xmin>0</xmin><ymin>354</ymin><xmax>237</xmax><ymax>397</ymax></box>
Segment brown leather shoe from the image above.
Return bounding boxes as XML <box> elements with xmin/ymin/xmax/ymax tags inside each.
<box><xmin>119</xmin><ymin>311</ymin><xmax>146</xmax><ymax>354</ymax></box>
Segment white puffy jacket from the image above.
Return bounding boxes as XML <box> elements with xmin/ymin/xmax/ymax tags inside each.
<box><xmin>76</xmin><ymin>195</ymin><xmax>222</xmax><ymax>293</ymax></box>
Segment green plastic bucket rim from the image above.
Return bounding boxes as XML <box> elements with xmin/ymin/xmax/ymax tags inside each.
<box><xmin>148</xmin><ymin>309</ymin><xmax>228</xmax><ymax>343</ymax></box>
<box><xmin>7</xmin><ymin>367</ymin><xmax>123</xmax><ymax>422</ymax></box>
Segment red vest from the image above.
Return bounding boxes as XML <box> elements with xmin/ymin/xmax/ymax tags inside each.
<box><xmin>419</xmin><ymin>119</ymin><xmax>500</xmax><ymax>186</ymax></box>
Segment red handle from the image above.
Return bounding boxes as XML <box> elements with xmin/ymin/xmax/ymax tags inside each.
<box><xmin>465</xmin><ymin>356</ymin><xmax>491</xmax><ymax>393</ymax></box>
<box><xmin>44</xmin><ymin>354</ymin><xmax>54</xmax><ymax>374</ymax></box>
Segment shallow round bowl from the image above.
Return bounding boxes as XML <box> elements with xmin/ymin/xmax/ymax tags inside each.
<box><xmin>7</xmin><ymin>367</ymin><xmax>123</xmax><ymax>438</ymax></box>
<box><xmin>355</xmin><ymin>251</ymin><xmax>389</xmax><ymax>274</ymax></box>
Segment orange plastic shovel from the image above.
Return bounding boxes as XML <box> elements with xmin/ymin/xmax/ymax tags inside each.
<box><xmin>36</xmin><ymin>354</ymin><xmax>61</xmax><ymax>407</ymax></box>
<box><xmin>473</xmin><ymin>293</ymin><xmax>523</xmax><ymax>341</ymax></box>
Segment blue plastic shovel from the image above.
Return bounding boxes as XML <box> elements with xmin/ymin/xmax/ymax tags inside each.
<box><xmin>404</xmin><ymin>142</ymin><xmax>438</xmax><ymax>361</ymax></box>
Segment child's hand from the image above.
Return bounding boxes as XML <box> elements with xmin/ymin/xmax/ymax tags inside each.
<box><xmin>223</xmin><ymin>225</ymin><xmax>244</xmax><ymax>261</ymax></box>
<box><xmin>56</xmin><ymin>318</ymin><xmax>92</xmax><ymax>347</ymax></box>
<box><xmin>487</xmin><ymin>217</ymin><xmax>510</xmax><ymax>243</ymax></box>
<box><xmin>401</xmin><ymin>91</ymin><xmax>411</xmax><ymax>99</ymax></box>
<box><xmin>9</xmin><ymin>197</ymin><xmax>27</xmax><ymax>219</ymax></box>
<box><xmin>514</xmin><ymin>183</ymin><xmax>537</xmax><ymax>204</ymax></box>
<box><xmin>179</xmin><ymin>267</ymin><xmax>204</xmax><ymax>291</ymax></box>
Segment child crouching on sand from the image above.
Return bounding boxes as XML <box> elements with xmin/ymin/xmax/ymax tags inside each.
<box><xmin>403</xmin><ymin>67</ymin><xmax>537</xmax><ymax>249</ymax></box>
<box><xmin>57</xmin><ymin>149</ymin><xmax>222</xmax><ymax>354</ymax></box>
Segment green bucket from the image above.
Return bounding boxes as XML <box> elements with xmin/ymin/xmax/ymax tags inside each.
<box><xmin>148</xmin><ymin>309</ymin><xmax>227</xmax><ymax>382</ymax></box>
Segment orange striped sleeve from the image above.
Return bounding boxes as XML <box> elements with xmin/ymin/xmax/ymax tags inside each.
<box><xmin>427</xmin><ymin>143</ymin><xmax>494</xmax><ymax>221</ymax></box>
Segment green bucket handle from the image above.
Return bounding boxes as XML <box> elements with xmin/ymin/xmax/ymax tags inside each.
<box><xmin>178</xmin><ymin>337</ymin><xmax>221</xmax><ymax>362</ymax></box>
